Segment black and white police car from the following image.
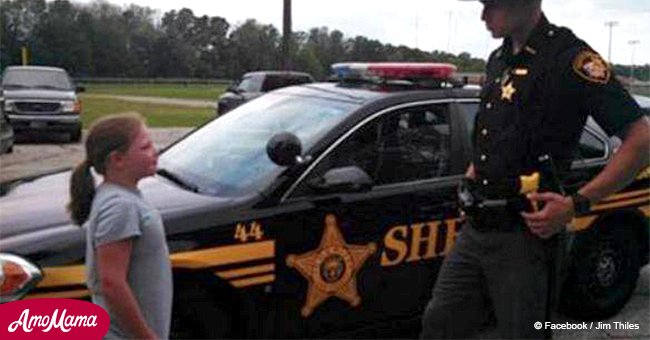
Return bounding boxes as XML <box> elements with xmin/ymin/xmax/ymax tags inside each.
<box><xmin>1</xmin><ymin>63</ymin><xmax>648</xmax><ymax>338</ymax></box>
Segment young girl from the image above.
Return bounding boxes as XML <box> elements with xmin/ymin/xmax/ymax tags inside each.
<box><xmin>68</xmin><ymin>113</ymin><xmax>172</xmax><ymax>339</ymax></box>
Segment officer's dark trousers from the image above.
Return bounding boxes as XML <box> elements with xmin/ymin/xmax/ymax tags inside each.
<box><xmin>420</xmin><ymin>222</ymin><xmax>549</xmax><ymax>339</ymax></box>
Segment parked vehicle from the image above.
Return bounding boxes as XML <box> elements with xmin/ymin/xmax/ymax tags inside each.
<box><xmin>1</xmin><ymin>63</ymin><xmax>648</xmax><ymax>338</ymax></box>
<box><xmin>217</xmin><ymin>71</ymin><xmax>314</xmax><ymax>115</ymax></box>
<box><xmin>0</xmin><ymin>95</ymin><xmax>15</xmax><ymax>154</ymax></box>
<box><xmin>633</xmin><ymin>95</ymin><xmax>650</xmax><ymax>114</ymax></box>
<box><xmin>1</xmin><ymin>66</ymin><xmax>83</xmax><ymax>142</ymax></box>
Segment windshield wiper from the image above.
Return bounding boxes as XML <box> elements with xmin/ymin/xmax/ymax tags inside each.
<box><xmin>156</xmin><ymin>168</ymin><xmax>200</xmax><ymax>193</ymax></box>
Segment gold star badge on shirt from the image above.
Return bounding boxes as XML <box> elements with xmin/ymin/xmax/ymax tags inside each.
<box><xmin>501</xmin><ymin>81</ymin><xmax>516</xmax><ymax>102</ymax></box>
<box><xmin>286</xmin><ymin>214</ymin><xmax>376</xmax><ymax>317</ymax></box>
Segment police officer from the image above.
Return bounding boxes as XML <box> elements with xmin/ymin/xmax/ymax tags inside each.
<box><xmin>420</xmin><ymin>0</ymin><xmax>650</xmax><ymax>338</ymax></box>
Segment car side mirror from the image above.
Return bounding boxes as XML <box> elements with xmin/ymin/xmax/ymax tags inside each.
<box><xmin>308</xmin><ymin>166</ymin><xmax>373</xmax><ymax>194</ymax></box>
<box><xmin>267</xmin><ymin>132</ymin><xmax>303</xmax><ymax>167</ymax></box>
<box><xmin>76</xmin><ymin>86</ymin><xmax>85</xmax><ymax>93</ymax></box>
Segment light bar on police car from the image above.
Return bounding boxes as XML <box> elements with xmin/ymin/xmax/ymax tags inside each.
<box><xmin>331</xmin><ymin>62</ymin><xmax>457</xmax><ymax>80</ymax></box>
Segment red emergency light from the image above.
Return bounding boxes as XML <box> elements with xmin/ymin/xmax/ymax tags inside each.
<box><xmin>332</xmin><ymin>62</ymin><xmax>457</xmax><ymax>80</ymax></box>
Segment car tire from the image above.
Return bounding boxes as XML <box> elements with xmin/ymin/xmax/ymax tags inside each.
<box><xmin>69</xmin><ymin>126</ymin><xmax>82</xmax><ymax>143</ymax></box>
<box><xmin>560</xmin><ymin>221</ymin><xmax>640</xmax><ymax>320</ymax></box>
<box><xmin>170</xmin><ymin>284</ymin><xmax>231</xmax><ymax>339</ymax></box>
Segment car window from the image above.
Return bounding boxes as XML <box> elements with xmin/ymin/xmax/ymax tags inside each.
<box><xmin>291</xmin><ymin>103</ymin><xmax>452</xmax><ymax>196</ymax></box>
<box><xmin>237</xmin><ymin>75</ymin><xmax>261</xmax><ymax>93</ymax></box>
<box><xmin>159</xmin><ymin>91</ymin><xmax>360</xmax><ymax>197</ymax></box>
<box><xmin>261</xmin><ymin>75</ymin><xmax>312</xmax><ymax>92</ymax></box>
<box><xmin>574</xmin><ymin>128</ymin><xmax>606</xmax><ymax>161</ymax></box>
<box><xmin>459</xmin><ymin>102</ymin><xmax>479</xmax><ymax>137</ymax></box>
<box><xmin>261</xmin><ymin>75</ymin><xmax>283</xmax><ymax>92</ymax></box>
<box><xmin>2</xmin><ymin>69</ymin><xmax>72</xmax><ymax>90</ymax></box>
<box><xmin>286</xmin><ymin>76</ymin><xmax>312</xmax><ymax>86</ymax></box>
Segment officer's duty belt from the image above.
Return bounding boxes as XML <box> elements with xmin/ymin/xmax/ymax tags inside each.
<box><xmin>458</xmin><ymin>179</ymin><xmax>528</xmax><ymax>232</ymax></box>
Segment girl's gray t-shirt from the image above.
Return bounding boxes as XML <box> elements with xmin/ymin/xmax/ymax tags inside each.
<box><xmin>85</xmin><ymin>183</ymin><xmax>172</xmax><ymax>339</ymax></box>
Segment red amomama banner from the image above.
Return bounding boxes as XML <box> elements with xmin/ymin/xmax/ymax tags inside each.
<box><xmin>0</xmin><ymin>298</ymin><xmax>109</xmax><ymax>339</ymax></box>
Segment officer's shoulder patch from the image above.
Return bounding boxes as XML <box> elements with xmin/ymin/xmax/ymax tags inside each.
<box><xmin>572</xmin><ymin>50</ymin><xmax>610</xmax><ymax>84</ymax></box>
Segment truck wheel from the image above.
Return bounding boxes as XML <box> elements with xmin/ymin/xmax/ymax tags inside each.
<box><xmin>69</xmin><ymin>127</ymin><xmax>82</xmax><ymax>143</ymax></box>
<box><xmin>560</xmin><ymin>223</ymin><xmax>640</xmax><ymax>320</ymax></box>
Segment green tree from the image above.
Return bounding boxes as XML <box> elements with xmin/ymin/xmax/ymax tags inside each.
<box><xmin>34</xmin><ymin>0</ymin><xmax>91</xmax><ymax>75</ymax></box>
<box><xmin>121</xmin><ymin>4</ymin><xmax>159</xmax><ymax>77</ymax></box>
<box><xmin>227</xmin><ymin>19</ymin><xmax>281</xmax><ymax>77</ymax></box>
<box><xmin>0</xmin><ymin>0</ymin><xmax>47</xmax><ymax>68</ymax></box>
<box><xmin>346</xmin><ymin>36</ymin><xmax>386</xmax><ymax>62</ymax></box>
<box><xmin>84</xmin><ymin>0</ymin><xmax>130</xmax><ymax>76</ymax></box>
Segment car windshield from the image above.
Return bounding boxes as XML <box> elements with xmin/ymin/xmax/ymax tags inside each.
<box><xmin>2</xmin><ymin>69</ymin><xmax>73</xmax><ymax>90</ymax></box>
<box><xmin>236</xmin><ymin>76</ymin><xmax>259</xmax><ymax>92</ymax></box>
<box><xmin>159</xmin><ymin>90</ymin><xmax>361</xmax><ymax>197</ymax></box>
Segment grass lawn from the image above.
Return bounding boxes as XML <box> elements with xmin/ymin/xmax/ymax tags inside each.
<box><xmin>81</xmin><ymin>83</ymin><xmax>228</xmax><ymax>101</ymax></box>
<box><xmin>79</xmin><ymin>95</ymin><xmax>214</xmax><ymax>128</ymax></box>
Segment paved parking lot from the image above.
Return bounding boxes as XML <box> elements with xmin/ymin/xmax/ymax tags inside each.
<box><xmin>0</xmin><ymin>128</ymin><xmax>193</xmax><ymax>183</ymax></box>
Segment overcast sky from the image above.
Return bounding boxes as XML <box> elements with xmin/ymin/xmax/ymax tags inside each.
<box><xmin>73</xmin><ymin>0</ymin><xmax>650</xmax><ymax>65</ymax></box>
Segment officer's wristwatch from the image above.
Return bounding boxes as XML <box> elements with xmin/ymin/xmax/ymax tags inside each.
<box><xmin>571</xmin><ymin>193</ymin><xmax>591</xmax><ymax>216</ymax></box>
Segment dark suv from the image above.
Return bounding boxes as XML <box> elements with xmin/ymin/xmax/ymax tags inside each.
<box><xmin>1</xmin><ymin>66</ymin><xmax>84</xmax><ymax>142</ymax></box>
<box><xmin>0</xmin><ymin>94</ymin><xmax>14</xmax><ymax>154</ymax></box>
<box><xmin>217</xmin><ymin>71</ymin><xmax>314</xmax><ymax>115</ymax></box>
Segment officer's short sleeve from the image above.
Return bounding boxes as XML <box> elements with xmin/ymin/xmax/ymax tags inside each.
<box><xmin>93</xmin><ymin>194</ymin><xmax>141</xmax><ymax>247</ymax></box>
<box><xmin>560</xmin><ymin>47</ymin><xmax>643</xmax><ymax>137</ymax></box>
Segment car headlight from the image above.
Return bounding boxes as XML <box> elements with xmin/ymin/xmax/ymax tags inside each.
<box><xmin>3</xmin><ymin>100</ymin><xmax>14</xmax><ymax>112</ymax></box>
<box><xmin>61</xmin><ymin>100</ymin><xmax>74</xmax><ymax>112</ymax></box>
<box><xmin>61</xmin><ymin>100</ymin><xmax>81</xmax><ymax>113</ymax></box>
<box><xmin>0</xmin><ymin>253</ymin><xmax>43</xmax><ymax>303</ymax></box>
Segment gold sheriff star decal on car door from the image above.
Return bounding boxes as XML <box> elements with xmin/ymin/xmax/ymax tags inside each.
<box><xmin>286</xmin><ymin>214</ymin><xmax>377</xmax><ymax>317</ymax></box>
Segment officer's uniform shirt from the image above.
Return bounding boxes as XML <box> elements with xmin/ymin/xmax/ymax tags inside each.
<box><xmin>473</xmin><ymin>15</ymin><xmax>643</xmax><ymax>199</ymax></box>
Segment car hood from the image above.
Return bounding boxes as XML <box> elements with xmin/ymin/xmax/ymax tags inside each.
<box><xmin>3</xmin><ymin>88</ymin><xmax>76</xmax><ymax>101</ymax></box>
<box><xmin>633</xmin><ymin>95</ymin><xmax>650</xmax><ymax>113</ymax></box>
<box><xmin>218</xmin><ymin>91</ymin><xmax>244</xmax><ymax>101</ymax></box>
<box><xmin>0</xmin><ymin>171</ymin><xmax>242</xmax><ymax>255</ymax></box>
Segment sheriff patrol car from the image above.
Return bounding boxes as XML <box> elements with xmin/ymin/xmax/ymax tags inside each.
<box><xmin>1</xmin><ymin>63</ymin><xmax>648</xmax><ymax>338</ymax></box>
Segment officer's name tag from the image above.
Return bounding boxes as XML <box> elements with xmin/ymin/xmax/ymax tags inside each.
<box><xmin>514</xmin><ymin>68</ymin><xmax>529</xmax><ymax>76</ymax></box>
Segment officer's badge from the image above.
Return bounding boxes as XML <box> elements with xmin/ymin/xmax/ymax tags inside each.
<box><xmin>572</xmin><ymin>50</ymin><xmax>610</xmax><ymax>84</ymax></box>
<box><xmin>501</xmin><ymin>81</ymin><xmax>516</xmax><ymax>102</ymax></box>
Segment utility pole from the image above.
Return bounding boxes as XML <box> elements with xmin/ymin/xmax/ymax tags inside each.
<box><xmin>282</xmin><ymin>0</ymin><xmax>292</xmax><ymax>71</ymax></box>
<box><xmin>604</xmin><ymin>21</ymin><xmax>619</xmax><ymax>63</ymax></box>
<box><xmin>628</xmin><ymin>40</ymin><xmax>639</xmax><ymax>83</ymax></box>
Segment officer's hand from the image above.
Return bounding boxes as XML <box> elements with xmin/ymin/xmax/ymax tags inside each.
<box><xmin>520</xmin><ymin>192</ymin><xmax>574</xmax><ymax>239</ymax></box>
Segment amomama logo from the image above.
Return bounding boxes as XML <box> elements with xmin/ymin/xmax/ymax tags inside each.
<box><xmin>0</xmin><ymin>298</ymin><xmax>109</xmax><ymax>339</ymax></box>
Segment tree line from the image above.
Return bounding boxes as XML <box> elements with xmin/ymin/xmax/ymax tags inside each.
<box><xmin>1</xmin><ymin>0</ymin><xmax>488</xmax><ymax>80</ymax></box>
<box><xmin>1</xmin><ymin>0</ymin><xmax>647</xmax><ymax>81</ymax></box>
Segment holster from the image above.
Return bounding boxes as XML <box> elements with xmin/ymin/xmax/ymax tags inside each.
<box><xmin>457</xmin><ymin>178</ymin><xmax>528</xmax><ymax>231</ymax></box>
